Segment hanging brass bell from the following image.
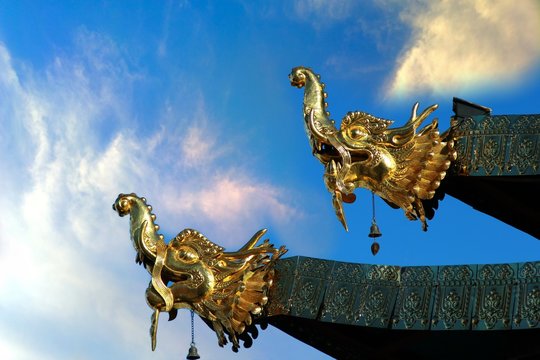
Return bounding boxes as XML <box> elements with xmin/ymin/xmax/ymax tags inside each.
<box><xmin>368</xmin><ymin>222</ymin><xmax>382</xmax><ymax>238</ymax></box>
<box><xmin>186</xmin><ymin>343</ymin><xmax>200</xmax><ymax>360</ymax></box>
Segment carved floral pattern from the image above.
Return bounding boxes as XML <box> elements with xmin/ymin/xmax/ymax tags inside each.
<box><xmin>332</xmin><ymin>262</ymin><xmax>364</xmax><ymax>283</ymax></box>
<box><xmin>520</xmin><ymin>262</ymin><xmax>539</xmax><ymax>279</ymax></box>
<box><xmin>452</xmin><ymin>114</ymin><xmax>539</xmax><ymax>176</ymax></box>
<box><xmin>440</xmin><ymin>290</ymin><xmax>463</xmax><ymax>328</ymax></box>
<box><xmin>299</xmin><ymin>257</ymin><xmax>332</xmax><ymax>279</ymax></box>
<box><xmin>476</xmin><ymin>288</ymin><xmax>509</xmax><ymax>329</ymax></box>
<box><xmin>269</xmin><ymin>257</ymin><xmax>540</xmax><ymax>332</ymax></box>
<box><xmin>439</xmin><ymin>265</ymin><xmax>474</xmax><ymax>282</ymax></box>
<box><xmin>401</xmin><ymin>267</ymin><xmax>433</xmax><ymax>284</ymax></box>
<box><xmin>523</xmin><ymin>287</ymin><xmax>540</xmax><ymax>327</ymax></box>
<box><xmin>478</xmin><ymin>264</ymin><xmax>514</xmax><ymax>283</ymax></box>
<box><xmin>324</xmin><ymin>286</ymin><xmax>354</xmax><ymax>321</ymax></box>
<box><xmin>290</xmin><ymin>279</ymin><xmax>323</xmax><ymax>317</ymax></box>
<box><xmin>398</xmin><ymin>290</ymin><xmax>428</xmax><ymax>328</ymax></box>
<box><xmin>434</xmin><ymin>289</ymin><xmax>471</xmax><ymax>329</ymax></box>
<box><xmin>367</xmin><ymin>265</ymin><xmax>399</xmax><ymax>282</ymax></box>
<box><xmin>364</xmin><ymin>290</ymin><xmax>386</xmax><ymax>326</ymax></box>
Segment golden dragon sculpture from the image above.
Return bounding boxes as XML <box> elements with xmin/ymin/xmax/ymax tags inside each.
<box><xmin>113</xmin><ymin>193</ymin><xmax>286</xmax><ymax>352</ymax></box>
<box><xmin>289</xmin><ymin>66</ymin><xmax>457</xmax><ymax>231</ymax></box>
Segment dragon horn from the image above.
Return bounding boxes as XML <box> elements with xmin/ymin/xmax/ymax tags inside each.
<box><xmin>238</xmin><ymin>229</ymin><xmax>268</xmax><ymax>252</ymax></box>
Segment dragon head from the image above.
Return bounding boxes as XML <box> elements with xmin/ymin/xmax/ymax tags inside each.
<box><xmin>142</xmin><ymin>225</ymin><xmax>286</xmax><ymax>352</ymax></box>
<box><xmin>290</xmin><ymin>67</ymin><xmax>456</xmax><ymax>232</ymax></box>
<box><xmin>115</xmin><ymin>193</ymin><xmax>288</xmax><ymax>351</ymax></box>
<box><xmin>289</xmin><ymin>66</ymin><xmax>308</xmax><ymax>88</ymax></box>
<box><xmin>112</xmin><ymin>193</ymin><xmax>140</xmax><ymax>217</ymax></box>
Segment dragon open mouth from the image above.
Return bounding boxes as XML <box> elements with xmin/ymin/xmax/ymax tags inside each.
<box><xmin>312</xmin><ymin>139</ymin><xmax>370</xmax><ymax>164</ymax></box>
<box><xmin>289</xmin><ymin>71</ymin><xmax>306</xmax><ymax>88</ymax></box>
<box><xmin>167</xmin><ymin>273</ymin><xmax>191</xmax><ymax>284</ymax></box>
<box><xmin>290</xmin><ymin>78</ymin><xmax>305</xmax><ymax>88</ymax></box>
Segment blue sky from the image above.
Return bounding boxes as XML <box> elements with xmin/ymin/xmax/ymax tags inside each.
<box><xmin>0</xmin><ymin>1</ymin><xmax>539</xmax><ymax>359</ymax></box>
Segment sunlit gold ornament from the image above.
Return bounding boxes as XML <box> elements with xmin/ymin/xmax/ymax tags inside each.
<box><xmin>290</xmin><ymin>66</ymin><xmax>456</xmax><ymax>231</ymax></box>
<box><xmin>113</xmin><ymin>193</ymin><xmax>287</xmax><ymax>352</ymax></box>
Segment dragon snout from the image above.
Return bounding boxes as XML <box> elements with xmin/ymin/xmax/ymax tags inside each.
<box><xmin>112</xmin><ymin>201</ymin><xmax>126</xmax><ymax>216</ymax></box>
<box><xmin>113</xmin><ymin>194</ymin><xmax>131</xmax><ymax>217</ymax></box>
<box><xmin>290</xmin><ymin>76</ymin><xmax>305</xmax><ymax>88</ymax></box>
<box><xmin>289</xmin><ymin>70</ymin><xmax>306</xmax><ymax>88</ymax></box>
<box><xmin>112</xmin><ymin>202</ymin><xmax>123</xmax><ymax>214</ymax></box>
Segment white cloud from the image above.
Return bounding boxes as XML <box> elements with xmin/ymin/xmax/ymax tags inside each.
<box><xmin>182</xmin><ymin>124</ymin><xmax>212</xmax><ymax>165</ymax></box>
<box><xmin>0</xmin><ymin>29</ymin><xmax>300</xmax><ymax>359</ymax></box>
<box><xmin>0</xmin><ymin>336</ymin><xmax>49</xmax><ymax>360</ymax></box>
<box><xmin>179</xmin><ymin>112</ymin><xmax>228</xmax><ymax>168</ymax></box>
<box><xmin>0</xmin><ymin>34</ymin><xmax>154</xmax><ymax>359</ymax></box>
<box><xmin>161</xmin><ymin>174</ymin><xmax>300</xmax><ymax>244</ymax></box>
<box><xmin>387</xmin><ymin>0</ymin><xmax>540</xmax><ymax>97</ymax></box>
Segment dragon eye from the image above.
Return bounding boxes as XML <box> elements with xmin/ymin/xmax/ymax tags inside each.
<box><xmin>176</xmin><ymin>246</ymin><xmax>199</xmax><ymax>263</ymax></box>
<box><xmin>349</xmin><ymin>127</ymin><xmax>367</xmax><ymax>140</ymax></box>
<box><xmin>120</xmin><ymin>199</ymin><xmax>129</xmax><ymax>208</ymax></box>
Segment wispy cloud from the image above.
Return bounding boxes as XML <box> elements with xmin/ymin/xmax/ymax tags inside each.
<box><xmin>325</xmin><ymin>55</ymin><xmax>386</xmax><ymax>76</ymax></box>
<box><xmin>157</xmin><ymin>0</ymin><xmax>172</xmax><ymax>57</ymax></box>
<box><xmin>293</xmin><ymin>0</ymin><xmax>357</xmax><ymax>25</ymax></box>
<box><xmin>162</xmin><ymin>173</ymin><xmax>300</xmax><ymax>242</ymax></box>
<box><xmin>157</xmin><ymin>0</ymin><xmax>191</xmax><ymax>58</ymax></box>
<box><xmin>178</xmin><ymin>108</ymin><xmax>227</xmax><ymax>168</ymax></box>
<box><xmin>386</xmin><ymin>0</ymin><xmax>540</xmax><ymax>97</ymax></box>
<box><xmin>0</xmin><ymin>28</ymin><xmax>300</xmax><ymax>359</ymax></box>
<box><xmin>0</xmin><ymin>32</ymin><xmax>153</xmax><ymax>359</ymax></box>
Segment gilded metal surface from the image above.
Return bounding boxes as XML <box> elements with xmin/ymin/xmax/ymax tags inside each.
<box><xmin>451</xmin><ymin>114</ymin><xmax>540</xmax><ymax>176</ymax></box>
<box><xmin>268</xmin><ymin>256</ymin><xmax>540</xmax><ymax>332</ymax></box>
<box><xmin>113</xmin><ymin>193</ymin><xmax>286</xmax><ymax>351</ymax></box>
<box><xmin>290</xmin><ymin>66</ymin><xmax>457</xmax><ymax>231</ymax></box>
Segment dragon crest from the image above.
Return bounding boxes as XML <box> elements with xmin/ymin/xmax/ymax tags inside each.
<box><xmin>290</xmin><ymin>66</ymin><xmax>457</xmax><ymax>231</ymax></box>
<box><xmin>113</xmin><ymin>193</ymin><xmax>286</xmax><ymax>351</ymax></box>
